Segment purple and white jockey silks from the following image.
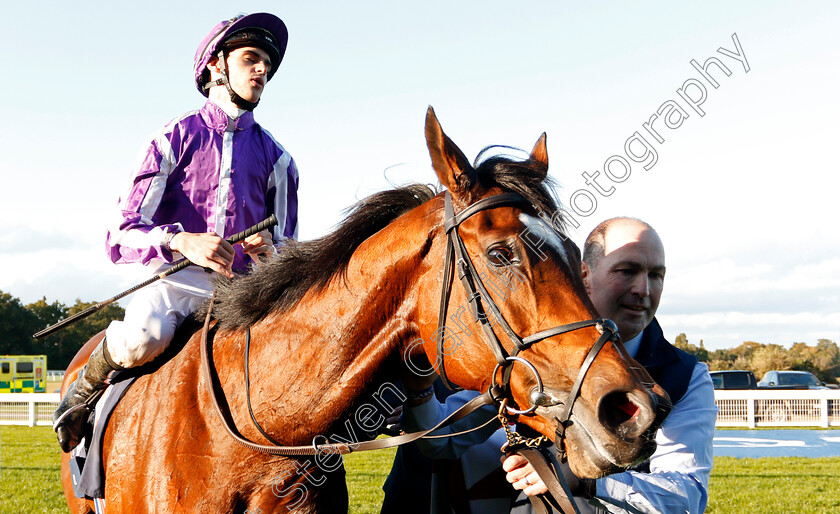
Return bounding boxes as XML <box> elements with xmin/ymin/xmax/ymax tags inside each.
<box><xmin>106</xmin><ymin>100</ymin><xmax>299</xmax><ymax>272</ymax></box>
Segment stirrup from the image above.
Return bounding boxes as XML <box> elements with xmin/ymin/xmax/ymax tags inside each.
<box><xmin>52</xmin><ymin>388</ymin><xmax>105</xmax><ymax>431</ymax></box>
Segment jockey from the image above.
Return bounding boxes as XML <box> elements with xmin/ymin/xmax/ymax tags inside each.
<box><xmin>53</xmin><ymin>12</ymin><xmax>299</xmax><ymax>453</ymax></box>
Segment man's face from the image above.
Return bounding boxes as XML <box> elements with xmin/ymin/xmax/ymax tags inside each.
<box><xmin>222</xmin><ymin>46</ymin><xmax>272</xmax><ymax>103</ymax></box>
<box><xmin>581</xmin><ymin>221</ymin><xmax>666</xmax><ymax>341</ymax></box>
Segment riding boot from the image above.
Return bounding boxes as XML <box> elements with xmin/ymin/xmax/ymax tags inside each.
<box><xmin>53</xmin><ymin>339</ymin><xmax>124</xmax><ymax>453</ymax></box>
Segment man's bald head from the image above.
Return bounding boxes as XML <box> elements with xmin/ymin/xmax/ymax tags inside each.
<box><xmin>581</xmin><ymin>217</ymin><xmax>666</xmax><ymax>341</ymax></box>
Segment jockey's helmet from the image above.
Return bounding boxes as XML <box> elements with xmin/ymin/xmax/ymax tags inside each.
<box><xmin>193</xmin><ymin>12</ymin><xmax>288</xmax><ymax>110</ymax></box>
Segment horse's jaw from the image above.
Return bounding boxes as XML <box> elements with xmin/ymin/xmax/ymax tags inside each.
<box><xmin>529</xmin><ymin>387</ymin><xmax>670</xmax><ymax>479</ymax></box>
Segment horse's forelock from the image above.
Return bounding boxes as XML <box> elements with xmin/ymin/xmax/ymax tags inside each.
<box><xmin>473</xmin><ymin>147</ymin><xmax>566</xmax><ymax>231</ymax></box>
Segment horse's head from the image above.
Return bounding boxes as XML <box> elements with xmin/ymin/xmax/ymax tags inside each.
<box><xmin>415</xmin><ymin>107</ymin><xmax>671</xmax><ymax>478</ymax></box>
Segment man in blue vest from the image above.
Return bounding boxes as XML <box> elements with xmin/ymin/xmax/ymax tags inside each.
<box><xmin>504</xmin><ymin>217</ymin><xmax>716</xmax><ymax>513</ymax></box>
<box><xmin>383</xmin><ymin>217</ymin><xmax>716</xmax><ymax>513</ymax></box>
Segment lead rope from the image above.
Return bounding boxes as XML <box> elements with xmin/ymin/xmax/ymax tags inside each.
<box><xmin>497</xmin><ymin>400</ymin><xmax>580</xmax><ymax>514</ymax></box>
<box><xmin>514</xmin><ymin>448</ymin><xmax>582</xmax><ymax>514</ymax></box>
<box><xmin>244</xmin><ymin>327</ymin><xmax>282</xmax><ymax>445</ymax></box>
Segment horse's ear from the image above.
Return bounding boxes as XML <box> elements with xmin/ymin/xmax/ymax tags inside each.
<box><xmin>425</xmin><ymin>106</ymin><xmax>476</xmax><ymax>200</ymax></box>
<box><xmin>530</xmin><ymin>132</ymin><xmax>549</xmax><ymax>179</ymax></box>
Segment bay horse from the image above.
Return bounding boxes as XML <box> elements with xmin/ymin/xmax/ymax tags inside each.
<box><xmin>60</xmin><ymin>107</ymin><xmax>669</xmax><ymax>513</ymax></box>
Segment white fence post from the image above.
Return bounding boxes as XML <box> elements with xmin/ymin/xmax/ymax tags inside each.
<box><xmin>821</xmin><ymin>395</ymin><xmax>830</xmax><ymax>428</ymax></box>
<box><xmin>747</xmin><ymin>396</ymin><xmax>756</xmax><ymax>429</ymax></box>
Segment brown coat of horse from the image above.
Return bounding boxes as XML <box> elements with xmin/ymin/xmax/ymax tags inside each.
<box><xmin>60</xmin><ymin>108</ymin><xmax>669</xmax><ymax>513</ymax></box>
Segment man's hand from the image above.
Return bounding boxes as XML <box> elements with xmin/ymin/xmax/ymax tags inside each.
<box><xmin>169</xmin><ymin>232</ymin><xmax>235</xmax><ymax>278</ymax></box>
<box><xmin>382</xmin><ymin>404</ymin><xmax>403</xmax><ymax>435</ymax></box>
<box><xmin>501</xmin><ymin>453</ymin><xmax>595</xmax><ymax>498</ymax></box>
<box><xmin>241</xmin><ymin>229</ymin><xmax>276</xmax><ymax>261</ymax></box>
<box><xmin>502</xmin><ymin>453</ymin><xmax>549</xmax><ymax>495</ymax></box>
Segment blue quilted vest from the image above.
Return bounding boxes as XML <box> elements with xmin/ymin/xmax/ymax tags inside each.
<box><xmin>633</xmin><ymin>318</ymin><xmax>698</xmax><ymax>406</ymax></box>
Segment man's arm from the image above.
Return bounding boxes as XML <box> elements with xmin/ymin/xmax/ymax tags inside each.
<box><xmin>106</xmin><ymin>131</ymin><xmax>187</xmax><ymax>266</ymax></box>
<box><xmin>402</xmin><ymin>390</ymin><xmax>501</xmax><ymax>460</ymax></box>
<box><xmin>502</xmin><ymin>362</ymin><xmax>716</xmax><ymax>513</ymax></box>
<box><xmin>266</xmin><ymin>145</ymin><xmax>299</xmax><ymax>243</ymax></box>
<box><xmin>593</xmin><ymin>362</ymin><xmax>716</xmax><ymax>513</ymax></box>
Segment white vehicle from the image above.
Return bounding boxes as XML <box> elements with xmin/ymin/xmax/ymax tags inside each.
<box><xmin>757</xmin><ymin>370</ymin><xmax>828</xmax><ymax>389</ymax></box>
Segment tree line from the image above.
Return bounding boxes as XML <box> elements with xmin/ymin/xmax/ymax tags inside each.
<box><xmin>674</xmin><ymin>333</ymin><xmax>840</xmax><ymax>385</ymax></box>
<box><xmin>2</xmin><ymin>287</ymin><xmax>838</xmax><ymax>383</ymax></box>
<box><xmin>0</xmin><ymin>289</ymin><xmax>124</xmax><ymax>369</ymax></box>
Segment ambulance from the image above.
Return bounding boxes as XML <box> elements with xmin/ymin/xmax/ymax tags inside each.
<box><xmin>0</xmin><ymin>355</ymin><xmax>47</xmax><ymax>393</ymax></box>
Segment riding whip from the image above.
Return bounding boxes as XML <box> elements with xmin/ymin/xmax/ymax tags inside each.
<box><xmin>33</xmin><ymin>214</ymin><xmax>278</xmax><ymax>340</ymax></box>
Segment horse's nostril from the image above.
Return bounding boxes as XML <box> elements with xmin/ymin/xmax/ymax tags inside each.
<box><xmin>616</xmin><ymin>398</ymin><xmax>641</xmax><ymax>419</ymax></box>
<box><xmin>599</xmin><ymin>391</ymin><xmax>648</xmax><ymax>439</ymax></box>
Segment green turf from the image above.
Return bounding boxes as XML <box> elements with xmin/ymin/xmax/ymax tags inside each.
<box><xmin>707</xmin><ymin>456</ymin><xmax>840</xmax><ymax>513</ymax></box>
<box><xmin>344</xmin><ymin>446</ymin><xmax>398</xmax><ymax>513</ymax></box>
<box><xmin>0</xmin><ymin>426</ymin><xmax>65</xmax><ymax>514</ymax></box>
<box><xmin>3</xmin><ymin>426</ymin><xmax>840</xmax><ymax>513</ymax></box>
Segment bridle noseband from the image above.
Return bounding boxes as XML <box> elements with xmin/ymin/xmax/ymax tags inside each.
<box><xmin>434</xmin><ymin>190</ymin><xmax>620</xmax><ymax>450</ymax></box>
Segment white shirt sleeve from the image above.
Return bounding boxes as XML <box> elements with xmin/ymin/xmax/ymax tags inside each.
<box><xmin>594</xmin><ymin>362</ymin><xmax>717</xmax><ymax>513</ymax></box>
<box><xmin>402</xmin><ymin>390</ymin><xmax>501</xmax><ymax>460</ymax></box>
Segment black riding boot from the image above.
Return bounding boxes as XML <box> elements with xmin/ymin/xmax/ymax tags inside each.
<box><xmin>53</xmin><ymin>339</ymin><xmax>123</xmax><ymax>453</ymax></box>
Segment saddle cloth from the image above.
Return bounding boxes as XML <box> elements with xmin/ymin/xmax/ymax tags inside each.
<box><xmin>67</xmin><ymin>315</ymin><xmax>201</xmax><ymax>499</ymax></box>
<box><xmin>69</xmin><ymin>371</ymin><xmax>137</xmax><ymax>499</ymax></box>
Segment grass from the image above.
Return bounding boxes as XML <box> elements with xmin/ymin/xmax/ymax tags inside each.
<box><xmin>344</xmin><ymin>446</ymin><xmax>398</xmax><ymax>512</ymax></box>
<box><xmin>3</xmin><ymin>426</ymin><xmax>839</xmax><ymax>513</ymax></box>
<box><xmin>708</xmin><ymin>456</ymin><xmax>840</xmax><ymax>513</ymax></box>
<box><xmin>0</xmin><ymin>426</ymin><xmax>65</xmax><ymax>514</ymax></box>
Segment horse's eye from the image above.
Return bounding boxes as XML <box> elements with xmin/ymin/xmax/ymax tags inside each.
<box><xmin>487</xmin><ymin>246</ymin><xmax>515</xmax><ymax>267</ymax></box>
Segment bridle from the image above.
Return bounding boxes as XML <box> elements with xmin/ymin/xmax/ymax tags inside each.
<box><xmin>434</xmin><ymin>190</ymin><xmax>620</xmax><ymax>451</ymax></box>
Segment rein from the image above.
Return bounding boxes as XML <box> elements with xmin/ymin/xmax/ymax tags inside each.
<box><xmin>199</xmin><ymin>298</ymin><xmax>502</xmax><ymax>456</ymax></box>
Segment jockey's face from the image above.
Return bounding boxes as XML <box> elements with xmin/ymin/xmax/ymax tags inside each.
<box><xmin>228</xmin><ymin>47</ymin><xmax>271</xmax><ymax>103</ymax></box>
<box><xmin>209</xmin><ymin>46</ymin><xmax>272</xmax><ymax>104</ymax></box>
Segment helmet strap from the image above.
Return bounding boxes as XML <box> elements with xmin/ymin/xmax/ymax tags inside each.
<box><xmin>205</xmin><ymin>50</ymin><xmax>259</xmax><ymax>112</ymax></box>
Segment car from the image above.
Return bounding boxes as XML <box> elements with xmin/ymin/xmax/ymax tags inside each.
<box><xmin>709</xmin><ymin>370</ymin><xmax>758</xmax><ymax>390</ymax></box>
<box><xmin>755</xmin><ymin>370</ymin><xmax>829</xmax><ymax>422</ymax></box>
<box><xmin>757</xmin><ymin>370</ymin><xmax>829</xmax><ymax>389</ymax></box>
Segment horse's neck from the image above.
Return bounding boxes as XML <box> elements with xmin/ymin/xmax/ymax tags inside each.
<box><xmin>236</xmin><ymin>203</ymin><xmax>441</xmax><ymax>442</ymax></box>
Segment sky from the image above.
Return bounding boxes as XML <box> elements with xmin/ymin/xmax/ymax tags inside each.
<box><xmin>1</xmin><ymin>1</ymin><xmax>837</xmax><ymax>351</ymax></box>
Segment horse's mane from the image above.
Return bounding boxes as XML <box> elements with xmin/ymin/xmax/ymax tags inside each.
<box><xmin>209</xmin><ymin>148</ymin><xmax>565</xmax><ymax>329</ymax></box>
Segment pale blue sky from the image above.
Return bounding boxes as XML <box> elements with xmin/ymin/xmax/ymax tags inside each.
<box><xmin>1</xmin><ymin>1</ymin><xmax>838</xmax><ymax>350</ymax></box>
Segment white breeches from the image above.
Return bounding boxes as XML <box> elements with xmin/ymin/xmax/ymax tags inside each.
<box><xmin>105</xmin><ymin>266</ymin><xmax>214</xmax><ymax>368</ymax></box>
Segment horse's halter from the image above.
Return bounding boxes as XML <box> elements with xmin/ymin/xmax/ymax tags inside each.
<box><xmin>434</xmin><ymin>190</ymin><xmax>620</xmax><ymax>451</ymax></box>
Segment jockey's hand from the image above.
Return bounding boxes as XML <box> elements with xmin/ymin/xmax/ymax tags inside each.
<box><xmin>241</xmin><ymin>229</ymin><xmax>276</xmax><ymax>261</ymax></box>
<box><xmin>502</xmin><ymin>453</ymin><xmax>549</xmax><ymax>496</ymax></box>
<box><xmin>169</xmin><ymin>232</ymin><xmax>235</xmax><ymax>278</ymax></box>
